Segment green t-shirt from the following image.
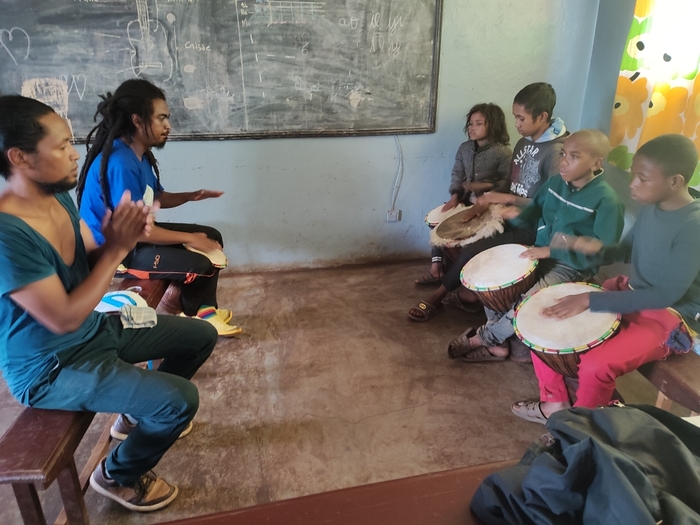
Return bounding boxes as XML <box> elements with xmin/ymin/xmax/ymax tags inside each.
<box><xmin>0</xmin><ymin>192</ymin><xmax>104</xmax><ymax>404</ymax></box>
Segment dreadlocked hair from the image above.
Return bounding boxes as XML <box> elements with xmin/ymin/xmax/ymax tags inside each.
<box><xmin>76</xmin><ymin>79</ymin><xmax>166</xmax><ymax>208</ymax></box>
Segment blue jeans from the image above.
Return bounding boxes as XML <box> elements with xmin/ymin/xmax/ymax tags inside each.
<box><xmin>477</xmin><ymin>259</ymin><xmax>592</xmax><ymax>347</ymax></box>
<box><xmin>27</xmin><ymin>314</ymin><xmax>217</xmax><ymax>486</ymax></box>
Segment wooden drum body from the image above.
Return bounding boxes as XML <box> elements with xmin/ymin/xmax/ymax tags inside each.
<box><xmin>513</xmin><ymin>282</ymin><xmax>621</xmax><ymax>377</ymax></box>
<box><xmin>460</xmin><ymin>244</ymin><xmax>538</xmax><ymax>313</ymax></box>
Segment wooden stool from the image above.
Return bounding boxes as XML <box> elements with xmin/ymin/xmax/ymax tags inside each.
<box><xmin>155</xmin><ymin>460</ymin><xmax>518</xmax><ymax>525</ymax></box>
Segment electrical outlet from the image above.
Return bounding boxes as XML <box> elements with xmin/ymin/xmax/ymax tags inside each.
<box><xmin>386</xmin><ymin>209</ymin><xmax>401</xmax><ymax>222</ymax></box>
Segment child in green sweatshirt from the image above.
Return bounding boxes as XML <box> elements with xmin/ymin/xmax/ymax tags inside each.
<box><xmin>447</xmin><ymin>129</ymin><xmax>625</xmax><ymax>362</ymax></box>
<box><xmin>512</xmin><ymin>133</ymin><xmax>700</xmax><ymax>424</ymax></box>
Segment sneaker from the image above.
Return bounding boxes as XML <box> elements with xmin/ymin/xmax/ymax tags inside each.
<box><xmin>90</xmin><ymin>458</ymin><xmax>178</xmax><ymax>512</ymax></box>
<box><xmin>110</xmin><ymin>414</ymin><xmax>194</xmax><ymax>441</ymax></box>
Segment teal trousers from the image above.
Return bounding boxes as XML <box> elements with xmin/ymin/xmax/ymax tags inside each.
<box><xmin>27</xmin><ymin>314</ymin><xmax>217</xmax><ymax>486</ymax></box>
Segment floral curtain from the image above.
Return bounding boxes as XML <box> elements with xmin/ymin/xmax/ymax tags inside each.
<box><xmin>608</xmin><ymin>0</ymin><xmax>700</xmax><ymax>184</ymax></box>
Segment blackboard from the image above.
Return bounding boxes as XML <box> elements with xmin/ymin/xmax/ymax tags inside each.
<box><xmin>0</xmin><ymin>0</ymin><xmax>442</xmax><ymax>141</ymax></box>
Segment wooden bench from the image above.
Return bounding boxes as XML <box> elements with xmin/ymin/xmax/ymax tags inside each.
<box><xmin>155</xmin><ymin>460</ymin><xmax>518</xmax><ymax>525</ymax></box>
<box><xmin>0</xmin><ymin>278</ymin><xmax>175</xmax><ymax>525</ymax></box>
<box><xmin>638</xmin><ymin>351</ymin><xmax>700</xmax><ymax>415</ymax></box>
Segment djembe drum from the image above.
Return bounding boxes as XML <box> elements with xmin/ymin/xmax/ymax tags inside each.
<box><xmin>513</xmin><ymin>282</ymin><xmax>621</xmax><ymax>377</ymax></box>
<box><xmin>424</xmin><ymin>203</ymin><xmax>467</xmax><ymax>227</ymax></box>
<box><xmin>430</xmin><ymin>204</ymin><xmax>505</xmax><ymax>249</ymax></box>
<box><xmin>459</xmin><ymin>244</ymin><xmax>538</xmax><ymax>313</ymax></box>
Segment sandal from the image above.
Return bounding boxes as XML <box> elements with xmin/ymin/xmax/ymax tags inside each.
<box><xmin>414</xmin><ymin>273</ymin><xmax>442</xmax><ymax>286</ymax></box>
<box><xmin>459</xmin><ymin>345</ymin><xmax>508</xmax><ymax>363</ymax></box>
<box><xmin>441</xmin><ymin>292</ymin><xmax>483</xmax><ymax>314</ymax></box>
<box><xmin>511</xmin><ymin>400</ymin><xmax>548</xmax><ymax>425</ymax></box>
<box><xmin>408</xmin><ymin>301</ymin><xmax>442</xmax><ymax>322</ymax></box>
<box><xmin>447</xmin><ymin>328</ymin><xmax>477</xmax><ymax>359</ymax></box>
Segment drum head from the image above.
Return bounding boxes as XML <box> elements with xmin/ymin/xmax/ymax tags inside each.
<box><xmin>431</xmin><ymin>206</ymin><xmax>504</xmax><ymax>246</ymax></box>
<box><xmin>460</xmin><ymin>244</ymin><xmax>537</xmax><ymax>291</ymax></box>
<box><xmin>425</xmin><ymin>203</ymin><xmax>467</xmax><ymax>226</ymax></box>
<box><xmin>513</xmin><ymin>282</ymin><xmax>621</xmax><ymax>353</ymax></box>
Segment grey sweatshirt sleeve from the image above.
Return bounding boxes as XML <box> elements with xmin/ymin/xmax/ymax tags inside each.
<box><xmin>590</xmin><ymin>222</ymin><xmax>700</xmax><ymax>314</ymax></box>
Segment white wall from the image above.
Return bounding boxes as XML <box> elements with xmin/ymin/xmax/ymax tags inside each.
<box><xmin>80</xmin><ymin>0</ymin><xmax>609</xmax><ymax>273</ymax></box>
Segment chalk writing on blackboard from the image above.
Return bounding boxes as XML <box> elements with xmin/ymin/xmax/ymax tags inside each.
<box><xmin>0</xmin><ymin>0</ymin><xmax>442</xmax><ymax>141</ymax></box>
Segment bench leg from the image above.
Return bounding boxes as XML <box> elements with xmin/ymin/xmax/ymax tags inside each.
<box><xmin>56</xmin><ymin>460</ymin><xmax>89</xmax><ymax>525</ymax></box>
<box><xmin>655</xmin><ymin>391</ymin><xmax>674</xmax><ymax>411</ymax></box>
<box><xmin>12</xmin><ymin>483</ymin><xmax>47</xmax><ymax>525</ymax></box>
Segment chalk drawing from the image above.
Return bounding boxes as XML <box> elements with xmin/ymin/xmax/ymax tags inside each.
<box><xmin>126</xmin><ymin>0</ymin><xmax>174</xmax><ymax>80</ymax></box>
<box><xmin>267</xmin><ymin>1</ymin><xmax>325</xmax><ymax>25</ymax></box>
<box><xmin>0</xmin><ymin>27</ymin><xmax>30</xmax><ymax>66</ymax></box>
<box><xmin>21</xmin><ymin>77</ymin><xmax>74</xmax><ymax>135</ymax></box>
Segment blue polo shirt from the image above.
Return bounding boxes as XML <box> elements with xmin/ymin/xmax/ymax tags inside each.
<box><xmin>79</xmin><ymin>139</ymin><xmax>163</xmax><ymax>245</ymax></box>
<box><xmin>0</xmin><ymin>193</ymin><xmax>104</xmax><ymax>404</ymax></box>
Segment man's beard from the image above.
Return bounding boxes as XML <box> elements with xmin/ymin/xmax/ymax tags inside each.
<box><xmin>35</xmin><ymin>176</ymin><xmax>77</xmax><ymax>195</ymax></box>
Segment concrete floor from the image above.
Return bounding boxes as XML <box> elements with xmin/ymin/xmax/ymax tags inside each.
<box><xmin>0</xmin><ymin>260</ymin><xmax>677</xmax><ymax>524</ymax></box>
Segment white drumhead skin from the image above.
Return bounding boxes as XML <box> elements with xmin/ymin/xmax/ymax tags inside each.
<box><xmin>425</xmin><ymin>203</ymin><xmax>467</xmax><ymax>226</ymax></box>
<box><xmin>461</xmin><ymin>244</ymin><xmax>536</xmax><ymax>289</ymax></box>
<box><xmin>514</xmin><ymin>283</ymin><xmax>619</xmax><ymax>352</ymax></box>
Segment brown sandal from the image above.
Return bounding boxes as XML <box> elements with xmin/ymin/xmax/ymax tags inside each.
<box><xmin>447</xmin><ymin>328</ymin><xmax>477</xmax><ymax>359</ymax></box>
<box><xmin>408</xmin><ymin>301</ymin><xmax>442</xmax><ymax>322</ymax></box>
<box><xmin>460</xmin><ymin>346</ymin><xmax>508</xmax><ymax>363</ymax></box>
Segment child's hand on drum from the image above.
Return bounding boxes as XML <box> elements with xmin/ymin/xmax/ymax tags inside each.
<box><xmin>541</xmin><ymin>293</ymin><xmax>590</xmax><ymax>320</ymax></box>
<box><xmin>498</xmin><ymin>205</ymin><xmax>521</xmax><ymax>220</ymax></box>
<box><xmin>460</xmin><ymin>202</ymin><xmax>488</xmax><ymax>222</ymax></box>
<box><xmin>520</xmin><ymin>247</ymin><xmax>550</xmax><ymax>260</ymax></box>
<box><xmin>441</xmin><ymin>194</ymin><xmax>460</xmax><ymax>212</ymax></box>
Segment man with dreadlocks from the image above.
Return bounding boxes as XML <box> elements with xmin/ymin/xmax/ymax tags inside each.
<box><xmin>77</xmin><ymin>79</ymin><xmax>241</xmax><ymax>337</ymax></box>
<box><xmin>0</xmin><ymin>95</ymin><xmax>217</xmax><ymax>512</ymax></box>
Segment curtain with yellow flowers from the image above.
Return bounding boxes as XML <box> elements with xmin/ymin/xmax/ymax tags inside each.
<box><xmin>609</xmin><ymin>0</ymin><xmax>700</xmax><ymax>184</ymax></box>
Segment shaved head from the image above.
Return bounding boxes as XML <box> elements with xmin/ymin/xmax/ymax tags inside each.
<box><xmin>565</xmin><ymin>129</ymin><xmax>611</xmax><ymax>160</ymax></box>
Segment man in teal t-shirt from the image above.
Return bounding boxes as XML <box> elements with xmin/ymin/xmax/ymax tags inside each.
<box><xmin>0</xmin><ymin>95</ymin><xmax>217</xmax><ymax>513</ymax></box>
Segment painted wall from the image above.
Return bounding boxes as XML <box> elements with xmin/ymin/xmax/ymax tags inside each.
<box><xmin>73</xmin><ymin>1</ymin><xmax>623</xmax><ymax>273</ymax></box>
<box><xmin>142</xmin><ymin>0</ymin><xmax>598</xmax><ymax>271</ymax></box>
<box><xmin>580</xmin><ymin>0</ymin><xmax>636</xmax><ymax>133</ymax></box>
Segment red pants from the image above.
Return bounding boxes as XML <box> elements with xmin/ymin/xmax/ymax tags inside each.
<box><xmin>532</xmin><ymin>276</ymin><xmax>682</xmax><ymax>408</ymax></box>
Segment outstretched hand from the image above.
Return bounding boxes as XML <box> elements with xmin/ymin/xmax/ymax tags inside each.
<box><xmin>477</xmin><ymin>192</ymin><xmax>512</xmax><ymax>206</ymax></box>
<box><xmin>541</xmin><ymin>293</ymin><xmax>590</xmax><ymax>320</ymax></box>
<box><xmin>101</xmin><ymin>190</ymin><xmax>155</xmax><ymax>252</ymax></box>
<box><xmin>550</xmin><ymin>233</ymin><xmax>604</xmax><ymax>255</ymax></box>
<box><xmin>191</xmin><ymin>189</ymin><xmax>224</xmax><ymax>201</ymax></box>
